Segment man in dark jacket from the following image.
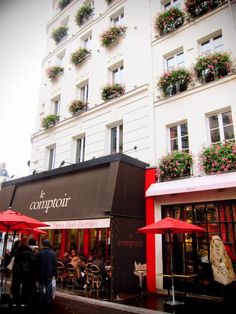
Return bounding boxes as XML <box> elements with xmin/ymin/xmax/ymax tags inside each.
<box><xmin>11</xmin><ymin>238</ymin><xmax>33</xmax><ymax>307</ymax></box>
<box><xmin>37</xmin><ymin>239</ymin><xmax>56</xmax><ymax>306</ymax></box>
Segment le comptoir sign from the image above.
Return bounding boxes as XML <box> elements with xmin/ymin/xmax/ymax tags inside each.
<box><xmin>29</xmin><ymin>189</ymin><xmax>71</xmax><ymax>213</ymax></box>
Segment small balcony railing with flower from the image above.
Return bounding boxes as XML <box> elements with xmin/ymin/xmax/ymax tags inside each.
<box><xmin>100</xmin><ymin>25</ymin><xmax>127</xmax><ymax>48</ymax></box>
<box><xmin>68</xmin><ymin>100</ymin><xmax>88</xmax><ymax>116</ymax></box>
<box><xmin>46</xmin><ymin>66</ymin><xmax>64</xmax><ymax>82</ymax></box>
<box><xmin>58</xmin><ymin>0</ymin><xmax>72</xmax><ymax>11</ymax></box>
<box><xmin>185</xmin><ymin>0</ymin><xmax>223</xmax><ymax>19</ymax></box>
<box><xmin>158</xmin><ymin>68</ymin><xmax>191</xmax><ymax>97</ymax></box>
<box><xmin>194</xmin><ymin>51</ymin><xmax>233</xmax><ymax>84</ymax></box>
<box><xmin>101</xmin><ymin>83</ymin><xmax>125</xmax><ymax>101</ymax></box>
<box><xmin>157</xmin><ymin>151</ymin><xmax>193</xmax><ymax>182</ymax></box>
<box><xmin>70</xmin><ymin>48</ymin><xmax>91</xmax><ymax>67</ymax></box>
<box><xmin>52</xmin><ymin>25</ymin><xmax>68</xmax><ymax>44</ymax></box>
<box><xmin>154</xmin><ymin>7</ymin><xmax>185</xmax><ymax>37</ymax></box>
<box><xmin>42</xmin><ymin>114</ymin><xmax>60</xmax><ymax>129</ymax></box>
<box><xmin>199</xmin><ymin>141</ymin><xmax>236</xmax><ymax>175</ymax></box>
<box><xmin>75</xmin><ymin>4</ymin><xmax>94</xmax><ymax>26</ymax></box>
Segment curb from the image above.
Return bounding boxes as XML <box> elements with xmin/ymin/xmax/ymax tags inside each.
<box><xmin>55</xmin><ymin>291</ymin><xmax>169</xmax><ymax>314</ymax></box>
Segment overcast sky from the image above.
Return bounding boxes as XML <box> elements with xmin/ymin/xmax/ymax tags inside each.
<box><xmin>0</xmin><ymin>0</ymin><xmax>52</xmax><ymax>177</ymax></box>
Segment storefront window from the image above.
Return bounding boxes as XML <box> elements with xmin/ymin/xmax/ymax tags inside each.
<box><xmin>162</xmin><ymin>200</ymin><xmax>236</xmax><ymax>295</ymax></box>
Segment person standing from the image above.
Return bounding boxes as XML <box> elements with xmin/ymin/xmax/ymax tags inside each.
<box><xmin>11</xmin><ymin>238</ymin><xmax>33</xmax><ymax>307</ymax></box>
<box><xmin>37</xmin><ymin>239</ymin><xmax>56</xmax><ymax>306</ymax></box>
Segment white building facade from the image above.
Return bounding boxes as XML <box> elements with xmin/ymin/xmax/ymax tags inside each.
<box><xmin>30</xmin><ymin>0</ymin><xmax>236</xmax><ymax>295</ymax></box>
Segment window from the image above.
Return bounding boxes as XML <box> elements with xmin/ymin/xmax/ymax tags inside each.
<box><xmin>80</xmin><ymin>83</ymin><xmax>89</xmax><ymax>103</ymax></box>
<box><xmin>48</xmin><ymin>146</ymin><xmax>56</xmax><ymax>170</ymax></box>
<box><xmin>208</xmin><ymin>110</ymin><xmax>235</xmax><ymax>144</ymax></box>
<box><xmin>169</xmin><ymin>122</ymin><xmax>189</xmax><ymax>152</ymax></box>
<box><xmin>166</xmin><ymin>51</ymin><xmax>184</xmax><ymax>71</ymax></box>
<box><xmin>112</xmin><ymin>65</ymin><xmax>124</xmax><ymax>84</ymax></box>
<box><xmin>110</xmin><ymin>124</ymin><xmax>123</xmax><ymax>153</ymax></box>
<box><xmin>52</xmin><ymin>98</ymin><xmax>60</xmax><ymax>115</ymax></box>
<box><xmin>57</xmin><ymin>50</ymin><xmax>65</xmax><ymax>67</ymax></box>
<box><xmin>83</xmin><ymin>33</ymin><xmax>92</xmax><ymax>51</ymax></box>
<box><xmin>200</xmin><ymin>34</ymin><xmax>223</xmax><ymax>55</ymax></box>
<box><xmin>111</xmin><ymin>9</ymin><xmax>124</xmax><ymax>26</ymax></box>
<box><xmin>75</xmin><ymin>136</ymin><xmax>85</xmax><ymax>163</ymax></box>
<box><xmin>163</xmin><ymin>0</ymin><xmax>181</xmax><ymax>11</ymax></box>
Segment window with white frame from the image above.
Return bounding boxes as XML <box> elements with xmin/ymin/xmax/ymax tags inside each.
<box><xmin>57</xmin><ymin>51</ymin><xmax>65</xmax><ymax>67</ymax></box>
<box><xmin>112</xmin><ymin>65</ymin><xmax>124</xmax><ymax>84</ymax></box>
<box><xmin>75</xmin><ymin>136</ymin><xmax>86</xmax><ymax>163</ymax></box>
<box><xmin>48</xmin><ymin>146</ymin><xmax>56</xmax><ymax>170</ymax></box>
<box><xmin>169</xmin><ymin>122</ymin><xmax>189</xmax><ymax>152</ymax></box>
<box><xmin>166</xmin><ymin>51</ymin><xmax>184</xmax><ymax>71</ymax></box>
<box><xmin>52</xmin><ymin>97</ymin><xmax>60</xmax><ymax>115</ymax></box>
<box><xmin>79</xmin><ymin>82</ymin><xmax>89</xmax><ymax>103</ymax></box>
<box><xmin>83</xmin><ymin>33</ymin><xmax>92</xmax><ymax>51</ymax></box>
<box><xmin>208</xmin><ymin>110</ymin><xmax>235</xmax><ymax>144</ymax></box>
<box><xmin>111</xmin><ymin>8</ymin><xmax>124</xmax><ymax>26</ymax></box>
<box><xmin>163</xmin><ymin>0</ymin><xmax>181</xmax><ymax>11</ymax></box>
<box><xmin>200</xmin><ymin>33</ymin><xmax>223</xmax><ymax>55</ymax></box>
<box><xmin>110</xmin><ymin>123</ymin><xmax>123</xmax><ymax>153</ymax></box>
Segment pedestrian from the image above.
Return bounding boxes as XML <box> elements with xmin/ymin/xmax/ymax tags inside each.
<box><xmin>37</xmin><ymin>239</ymin><xmax>57</xmax><ymax>307</ymax></box>
<box><xmin>11</xmin><ymin>238</ymin><xmax>33</xmax><ymax>307</ymax></box>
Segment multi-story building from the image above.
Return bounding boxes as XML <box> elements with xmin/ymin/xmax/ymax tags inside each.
<box><xmin>1</xmin><ymin>0</ymin><xmax>236</xmax><ymax>298</ymax></box>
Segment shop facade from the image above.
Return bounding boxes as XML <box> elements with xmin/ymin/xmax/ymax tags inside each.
<box><xmin>145</xmin><ymin>169</ymin><xmax>236</xmax><ymax>297</ymax></box>
<box><xmin>0</xmin><ymin>153</ymin><xmax>147</xmax><ymax>299</ymax></box>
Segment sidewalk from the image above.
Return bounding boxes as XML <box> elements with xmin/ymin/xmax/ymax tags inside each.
<box><xmin>55</xmin><ymin>288</ymin><xmax>229</xmax><ymax>314</ymax></box>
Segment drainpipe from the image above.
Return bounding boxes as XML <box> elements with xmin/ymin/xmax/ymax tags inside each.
<box><xmin>228</xmin><ymin>0</ymin><xmax>236</xmax><ymax>50</ymax></box>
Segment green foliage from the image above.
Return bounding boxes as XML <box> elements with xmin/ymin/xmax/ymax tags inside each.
<box><xmin>199</xmin><ymin>142</ymin><xmax>236</xmax><ymax>174</ymax></box>
<box><xmin>100</xmin><ymin>26</ymin><xmax>127</xmax><ymax>47</ymax></box>
<box><xmin>158</xmin><ymin>151</ymin><xmax>193</xmax><ymax>182</ymax></box>
<box><xmin>157</xmin><ymin>68</ymin><xmax>191</xmax><ymax>96</ymax></box>
<box><xmin>75</xmin><ymin>4</ymin><xmax>93</xmax><ymax>26</ymax></box>
<box><xmin>42</xmin><ymin>115</ymin><xmax>60</xmax><ymax>129</ymax></box>
<box><xmin>52</xmin><ymin>25</ymin><xmax>68</xmax><ymax>43</ymax></box>
<box><xmin>194</xmin><ymin>52</ymin><xmax>232</xmax><ymax>83</ymax></box>
<box><xmin>46</xmin><ymin>66</ymin><xmax>64</xmax><ymax>81</ymax></box>
<box><xmin>58</xmin><ymin>0</ymin><xmax>72</xmax><ymax>10</ymax></box>
<box><xmin>185</xmin><ymin>0</ymin><xmax>220</xmax><ymax>18</ymax></box>
<box><xmin>101</xmin><ymin>83</ymin><xmax>125</xmax><ymax>101</ymax></box>
<box><xmin>155</xmin><ymin>7</ymin><xmax>185</xmax><ymax>36</ymax></box>
<box><xmin>70</xmin><ymin>48</ymin><xmax>90</xmax><ymax>67</ymax></box>
<box><xmin>68</xmin><ymin>100</ymin><xmax>87</xmax><ymax>115</ymax></box>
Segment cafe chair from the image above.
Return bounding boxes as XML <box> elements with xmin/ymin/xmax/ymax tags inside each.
<box><xmin>90</xmin><ymin>264</ymin><xmax>103</xmax><ymax>297</ymax></box>
<box><xmin>56</xmin><ymin>261</ymin><xmax>68</xmax><ymax>287</ymax></box>
<box><xmin>66</xmin><ymin>263</ymin><xmax>77</xmax><ymax>289</ymax></box>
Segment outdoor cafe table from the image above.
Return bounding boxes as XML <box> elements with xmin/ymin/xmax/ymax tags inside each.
<box><xmin>157</xmin><ymin>273</ymin><xmax>198</xmax><ymax>298</ymax></box>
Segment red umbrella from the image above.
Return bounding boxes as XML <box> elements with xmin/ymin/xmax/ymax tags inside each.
<box><xmin>0</xmin><ymin>209</ymin><xmax>49</xmax><ymax>296</ymax></box>
<box><xmin>138</xmin><ymin>217</ymin><xmax>205</xmax><ymax>306</ymax></box>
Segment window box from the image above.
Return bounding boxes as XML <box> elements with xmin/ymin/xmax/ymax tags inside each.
<box><xmin>100</xmin><ymin>25</ymin><xmax>127</xmax><ymax>47</ymax></box>
<box><xmin>75</xmin><ymin>4</ymin><xmax>93</xmax><ymax>26</ymax></box>
<box><xmin>52</xmin><ymin>25</ymin><xmax>68</xmax><ymax>44</ymax></box>
<box><xmin>46</xmin><ymin>66</ymin><xmax>64</xmax><ymax>81</ymax></box>
<box><xmin>199</xmin><ymin>142</ymin><xmax>236</xmax><ymax>175</ymax></box>
<box><xmin>158</xmin><ymin>151</ymin><xmax>193</xmax><ymax>182</ymax></box>
<box><xmin>194</xmin><ymin>52</ymin><xmax>233</xmax><ymax>84</ymax></box>
<box><xmin>158</xmin><ymin>68</ymin><xmax>191</xmax><ymax>97</ymax></box>
<box><xmin>42</xmin><ymin>114</ymin><xmax>60</xmax><ymax>129</ymax></box>
<box><xmin>70</xmin><ymin>48</ymin><xmax>91</xmax><ymax>67</ymax></box>
<box><xmin>58</xmin><ymin>0</ymin><xmax>72</xmax><ymax>10</ymax></box>
<box><xmin>185</xmin><ymin>0</ymin><xmax>221</xmax><ymax>19</ymax></box>
<box><xmin>101</xmin><ymin>83</ymin><xmax>125</xmax><ymax>101</ymax></box>
<box><xmin>154</xmin><ymin>7</ymin><xmax>185</xmax><ymax>36</ymax></box>
<box><xmin>68</xmin><ymin>100</ymin><xmax>88</xmax><ymax>115</ymax></box>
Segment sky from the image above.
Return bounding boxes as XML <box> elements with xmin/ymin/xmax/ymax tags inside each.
<box><xmin>0</xmin><ymin>0</ymin><xmax>52</xmax><ymax>178</ymax></box>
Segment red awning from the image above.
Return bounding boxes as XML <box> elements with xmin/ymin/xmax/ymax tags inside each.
<box><xmin>146</xmin><ymin>172</ymin><xmax>236</xmax><ymax>197</ymax></box>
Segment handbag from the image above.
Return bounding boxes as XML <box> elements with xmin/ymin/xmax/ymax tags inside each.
<box><xmin>52</xmin><ymin>276</ymin><xmax>56</xmax><ymax>299</ymax></box>
<box><xmin>7</xmin><ymin>257</ymin><xmax>15</xmax><ymax>271</ymax></box>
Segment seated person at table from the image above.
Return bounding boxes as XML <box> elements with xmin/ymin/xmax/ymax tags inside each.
<box><xmin>60</xmin><ymin>252</ymin><xmax>70</xmax><ymax>267</ymax></box>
